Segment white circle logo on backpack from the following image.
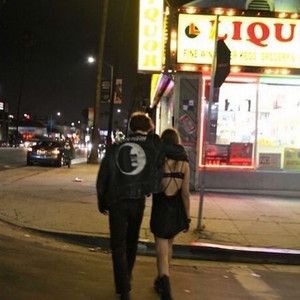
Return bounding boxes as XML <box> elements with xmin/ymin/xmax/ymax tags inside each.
<box><xmin>116</xmin><ymin>142</ymin><xmax>146</xmax><ymax>175</ymax></box>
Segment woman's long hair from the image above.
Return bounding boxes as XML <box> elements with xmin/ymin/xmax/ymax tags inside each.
<box><xmin>161</xmin><ymin>128</ymin><xmax>180</xmax><ymax>145</ymax></box>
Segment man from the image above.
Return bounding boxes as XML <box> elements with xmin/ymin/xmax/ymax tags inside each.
<box><xmin>96</xmin><ymin>112</ymin><xmax>162</xmax><ymax>300</ymax></box>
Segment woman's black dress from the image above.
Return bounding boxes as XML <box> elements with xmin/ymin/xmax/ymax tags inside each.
<box><xmin>150</xmin><ymin>144</ymin><xmax>189</xmax><ymax>239</ymax></box>
<box><xmin>150</xmin><ymin>172</ymin><xmax>188</xmax><ymax>239</ymax></box>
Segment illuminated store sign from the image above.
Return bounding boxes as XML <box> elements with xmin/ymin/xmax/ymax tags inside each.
<box><xmin>138</xmin><ymin>0</ymin><xmax>164</xmax><ymax>72</ymax></box>
<box><xmin>178</xmin><ymin>14</ymin><xmax>300</xmax><ymax>68</ymax></box>
<box><xmin>284</xmin><ymin>148</ymin><xmax>300</xmax><ymax>170</ymax></box>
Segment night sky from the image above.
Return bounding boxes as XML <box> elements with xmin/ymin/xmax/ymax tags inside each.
<box><xmin>0</xmin><ymin>0</ymin><xmax>141</xmax><ymax>125</ymax></box>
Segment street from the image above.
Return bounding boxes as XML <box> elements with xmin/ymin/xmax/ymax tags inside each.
<box><xmin>0</xmin><ymin>147</ymin><xmax>27</xmax><ymax>170</ymax></box>
<box><xmin>0</xmin><ymin>220</ymin><xmax>300</xmax><ymax>300</ymax></box>
<box><xmin>0</xmin><ymin>148</ymin><xmax>300</xmax><ymax>299</ymax></box>
<box><xmin>0</xmin><ymin>146</ymin><xmax>87</xmax><ymax>171</ymax></box>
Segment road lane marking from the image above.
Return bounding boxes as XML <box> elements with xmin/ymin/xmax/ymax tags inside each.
<box><xmin>232</xmin><ymin>266</ymin><xmax>281</xmax><ymax>300</ymax></box>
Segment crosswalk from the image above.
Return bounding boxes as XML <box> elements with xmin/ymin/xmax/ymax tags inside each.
<box><xmin>232</xmin><ymin>266</ymin><xmax>282</xmax><ymax>300</ymax></box>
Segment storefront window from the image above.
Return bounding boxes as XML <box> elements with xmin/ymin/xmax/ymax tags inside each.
<box><xmin>257</xmin><ymin>78</ymin><xmax>300</xmax><ymax>171</ymax></box>
<box><xmin>201</xmin><ymin>76</ymin><xmax>300</xmax><ymax>172</ymax></box>
<box><xmin>202</xmin><ymin>78</ymin><xmax>257</xmax><ymax>167</ymax></box>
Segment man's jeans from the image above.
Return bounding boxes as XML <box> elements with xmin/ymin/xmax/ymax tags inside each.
<box><xmin>109</xmin><ymin>198</ymin><xmax>145</xmax><ymax>294</ymax></box>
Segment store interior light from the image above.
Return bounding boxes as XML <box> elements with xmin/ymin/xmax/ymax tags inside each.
<box><xmin>213</xmin><ymin>8</ymin><xmax>224</xmax><ymax>15</ymax></box>
<box><xmin>230</xmin><ymin>66</ymin><xmax>241</xmax><ymax>73</ymax></box>
<box><xmin>290</xmin><ymin>13</ymin><xmax>299</xmax><ymax>19</ymax></box>
<box><xmin>165</xmin><ymin>6</ymin><xmax>170</xmax><ymax>16</ymax></box>
<box><xmin>280</xmin><ymin>69</ymin><xmax>291</xmax><ymax>75</ymax></box>
<box><xmin>202</xmin><ymin>65</ymin><xmax>210</xmax><ymax>72</ymax></box>
<box><xmin>180</xmin><ymin>64</ymin><xmax>198</xmax><ymax>72</ymax></box>
<box><xmin>170</xmin><ymin>30</ymin><xmax>177</xmax><ymax>55</ymax></box>
<box><xmin>226</xmin><ymin>9</ymin><xmax>236</xmax><ymax>16</ymax></box>
<box><xmin>263</xmin><ymin>68</ymin><xmax>291</xmax><ymax>75</ymax></box>
<box><xmin>278</xmin><ymin>12</ymin><xmax>287</xmax><ymax>18</ymax></box>
<box><xmin>185</xmin><ymin>7</ymin><xmax>197</xmax><ymax>14</ymax></box>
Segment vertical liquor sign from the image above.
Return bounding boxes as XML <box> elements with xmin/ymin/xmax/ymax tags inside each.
<box><xmin>138</xmin><ymin>0</ymin><xmax>164</xmax><ymax>72</ymax></box>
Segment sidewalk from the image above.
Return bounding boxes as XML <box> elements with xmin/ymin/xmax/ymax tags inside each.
<box><xmin>0</xmin><ymin>163</ymin><xmax>299</xmax><ymax>264</ymax></box>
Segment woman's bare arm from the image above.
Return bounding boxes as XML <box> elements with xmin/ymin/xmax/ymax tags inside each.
<box><xmin>181</xmin><ymin>161</ymin><xmax>190</xmax><ymax>219</ymax></box>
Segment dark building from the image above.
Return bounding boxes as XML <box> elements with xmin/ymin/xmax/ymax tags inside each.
<box><xmin>0</xmin><ymin>100</ymin><xmax>8</xmax><ymax>145</ymax></box>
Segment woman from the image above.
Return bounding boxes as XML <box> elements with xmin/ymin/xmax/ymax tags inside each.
<box><xmin>150</xmin><ymin>128</ymin><xmax>191</xmax><ymax>300</ymax></box>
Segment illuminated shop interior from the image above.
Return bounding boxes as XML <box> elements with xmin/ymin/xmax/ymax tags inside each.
<box><xmin>200</xmin><ymin>75</ymin><xmax>300</xmax><ymax>171</ymax></box>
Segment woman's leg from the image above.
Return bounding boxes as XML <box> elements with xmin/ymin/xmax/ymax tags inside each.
<box><xmin>168</xmin><ymin>238</ymin><xmax>174</xmax><ymax>267</ymax></box>
<box><xmin>155</xmin><ymin>236</ymin><xmax>170</xmax><ymax>276</ymax></box>
<box><xmin>154</xmin><ymin>237</ymin><xmax>173</xmax><ymax>299</ymax></box>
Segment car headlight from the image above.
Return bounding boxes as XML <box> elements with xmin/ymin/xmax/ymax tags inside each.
<box><xmin>52</xmin><ymin>148</ymin><xmax>60</xmax><ymax>155</ymax></box>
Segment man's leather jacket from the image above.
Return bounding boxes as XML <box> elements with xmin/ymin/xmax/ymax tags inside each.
<box><xmin>96</xmin><ymin>133</ymin><xmax>163</xmax><ymax>212</ymax></box>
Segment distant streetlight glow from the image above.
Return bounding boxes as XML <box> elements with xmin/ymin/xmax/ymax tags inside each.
<box><xmin>87</xmin><ymin>56</ymin><xmax>95</xmax><ymax>64</ymax></box>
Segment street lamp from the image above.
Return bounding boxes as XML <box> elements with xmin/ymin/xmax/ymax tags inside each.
<box><xmin>86</xmin><ymin>55</ymin><xmax>115</xmax><ymax>146</ymax></box>
<box><xmin>49</xmin><ymin>111</ymin><xmax>61</xmax><ymax>136</ymax></box>
<box><xmin>87</xmin><ymin>56</ymin><xmax>95</xmax><ymax>64</ymax></box>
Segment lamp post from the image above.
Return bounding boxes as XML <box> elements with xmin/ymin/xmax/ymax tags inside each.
<box><xmin>87</xmin><ymin>0</ymin><xmax>109</xmax><ymax>164</ymax></box>
<box><xmin>49</xmin><ymin>111</ymin><xmax>61</xmax><ymax>137</ymax></box>
<box><xmin>87</xmin><ymin>56</ymin><xmax>115</xmax><ymax>147</ymax></box>
<box><xmin>105</xmin><ymin>62</ymin><xmax>114</xmax><ymax>146</ymax></box>
<box><xmin>15</xmin><ymin>31</ymin><xmax>35</xmax><ymax>146</ymax></box>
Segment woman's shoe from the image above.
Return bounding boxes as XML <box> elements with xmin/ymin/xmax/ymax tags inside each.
<box><xmin>159</xmin><ymin>275</ymin><xmax>173</xmax><ymax>300</ymax></box>
<box><xmin>154</xmin><ymin>276</ymin><xmax>162</xmax><ymax>293</ymax></box>
<box><xmin>116</xmin><ymin>292</ymin><xmax>131</xmax><ymax>300</ymax></box>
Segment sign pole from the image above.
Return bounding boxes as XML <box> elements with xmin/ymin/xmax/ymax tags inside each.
<box><xmin>197</xmin><ymin>15</ymin><xmax>220</xmax><ymax>230</ymax></box>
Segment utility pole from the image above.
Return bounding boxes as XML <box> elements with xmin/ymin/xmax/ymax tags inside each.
<box><xmin>88</xmin><ymin>0</ymin><xmax>109</xmax><ymax>163</ymax></box>
<box><xmin>15</xmin><ymin>31</ymin><xmax>34</xmax><ymax>145</ymax></box>
<box><xmin>106</xmin><ymin>63</ymin><xmax>114</xmax><ymax>146</ymax></box>
<box><xmin>197</xmin><ymin>15</ymin><xmax>220</xmax><ymax>230</ymax></box>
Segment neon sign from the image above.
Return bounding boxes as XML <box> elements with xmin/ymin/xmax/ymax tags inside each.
<box><xmin>138</xmin><ymin>0</ymin><xmax>164</xmax><ymax>72</ymax></box>
<box><xmin>177</xmin><ymin>14</ymin><xmax>300</xmax><ymax>68</ymax></box>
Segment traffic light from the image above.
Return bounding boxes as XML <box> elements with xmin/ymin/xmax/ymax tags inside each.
<box><xmin>214</xmin><ymin>40</ymin><xmax>231</xmax><ymax>88</ymax></box>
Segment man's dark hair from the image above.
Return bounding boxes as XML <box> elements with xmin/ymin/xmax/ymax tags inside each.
<box><xmin>129</xmin><ymin>111</ymin><xmax>154</xmax><ymax>133</ymax></box>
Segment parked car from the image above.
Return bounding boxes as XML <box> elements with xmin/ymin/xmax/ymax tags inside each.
<box><xmin>26</xmin><ymin>140</ymin><xmax>74</xmax><ymax>167</ymax></box>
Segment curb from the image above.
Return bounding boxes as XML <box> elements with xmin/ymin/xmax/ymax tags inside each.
<box><xmin>17</xmin><ymin>223</ymin><xmax>300</xmax><ymax>266</ymax></box>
